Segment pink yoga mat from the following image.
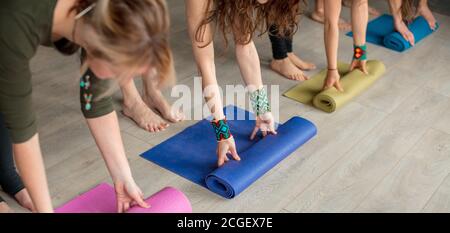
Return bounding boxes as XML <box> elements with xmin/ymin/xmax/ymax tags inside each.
<box><xmin>55</xmin><ymin>183</ymin><xmax>192</xmax><ymax>213</ymax></box>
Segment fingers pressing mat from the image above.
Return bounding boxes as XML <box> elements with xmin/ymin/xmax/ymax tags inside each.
<box><xmin>347</xmin><ymin>14</ymin><xmax>439</xmax><ymax>52</ymax></box>
<box><xmin>140</xmin><ymin>106</ymin><xmax>317</xmax><ymax>199</ymax></box>
<box><xmin>284</xmin><ymin>60</ymin><xmax>386</xmax><ymax>113</ymax></box>
<box><xmin>55</xmin><ymin>183</ymin><xmax>192</xmax><ymax>213</ymax></box>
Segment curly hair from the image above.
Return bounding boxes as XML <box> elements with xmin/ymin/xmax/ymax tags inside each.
<box><xmin>256</xmin><ymin>0</ymin><xmax>307</xmax><ymax>37</ymax></box>
<box><xmin>401</xmin><ymin>0</ymin><xmax>417</xmax><ymax>22</ymax></box>
<box><xmin>196</xmin><ymin>0</ymin><xmax>306</xmax><ymax>48</ymax></box>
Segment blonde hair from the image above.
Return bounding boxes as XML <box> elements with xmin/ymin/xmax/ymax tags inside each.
<box><xmin>71</xmin><ymin>0</ymin><xmax>174</xmax><ymax>89</ymax></box>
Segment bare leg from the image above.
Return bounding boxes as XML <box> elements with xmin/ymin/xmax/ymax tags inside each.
<box><xmin>142</xmin><ymin>77</ymin><xmax>184</xmax><ymax>123</ymax></box>
<box><xmin>343</xmin><ymin>0</ymin><xmax>380</xmax><ymax>16</ymax></box>
<box><xmin>311</xmin><ymin>0</ymin><xmax>351</xmax><ymax>31</ymax></box>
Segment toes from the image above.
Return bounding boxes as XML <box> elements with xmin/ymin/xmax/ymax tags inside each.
<box><xmin>148</xmin><ymin>125</ymin><xmax>156</xmax><ymax>133</ymax></box>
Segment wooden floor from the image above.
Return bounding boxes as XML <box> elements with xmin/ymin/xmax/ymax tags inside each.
<box><xmin>3</xmin><ymin>0</ymin><xmax>450</xmax><ymax>213</ymax></box>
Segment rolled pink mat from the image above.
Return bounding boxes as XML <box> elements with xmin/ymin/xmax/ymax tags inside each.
<box><xmin>55</xmin><ymin>183</ymin><xmax>192</xmax><ymax>213</ymax></box>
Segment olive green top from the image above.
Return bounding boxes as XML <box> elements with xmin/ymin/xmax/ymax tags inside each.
<box><xmin>0</xmin><ymin>0</ymin><xmax>114</xmax><ymax>144</ymax></box>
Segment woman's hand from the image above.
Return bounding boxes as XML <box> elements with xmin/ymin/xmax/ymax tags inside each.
<box><xmin>350</xmin><ymin>59</ymin><xmax>368</xmax><ymax>74</ymax></box>
<box><xmin>394</xmin><ymin>19</ymin><xmax>415</xmax><ymax>46</ymax></box>
<box><xmin>114</xmin><ymin>178</ymin><xmax>150</xmax><ymax>213</ymax></box>
<box><xmin>250</xmin><ymin>112</ymin><xmax>277</xmax><ymax>140</ymax></box>
<box><xmin>323</xmin><ymin>69</ymin><xmax>344</xmax><ymax>92</ymax></box>
<box><xmin>217</xmin><ymin>137</ymin><xmax>241</xmax><ymax>167</ymax></box>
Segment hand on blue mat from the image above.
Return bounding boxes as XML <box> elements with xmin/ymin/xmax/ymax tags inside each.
<box><xmin>394</xmin><ymin>19</ymin><xmax>415</xmax><ymax>46</ymax></box>
<box><xmin>323</xmin><ymin>69</ymin><xmax>344</xmax><ymax>92</ymax></box>
<box><xmin>140</xmin><ymin>106</ymin><xmax>318</xmax><ymax>199</ymax></box>
<box><xmin>350</xmin><ymin>60</ymin><xmax>368</xmax><ymax>75</ymax></box>
<box><xmin>217</xmin><ymin>138</ymin><xmax>241</xmax><ymax>167</ymax></box>
<box><xmin>250</xmin><ymin>112</ymin><xmax>277</xmax><ymax>140</ymax></box>
<box><xmin>417</xmin><ymin>5</ymin><xmax>438</xmax><ymax>31</ymax></box>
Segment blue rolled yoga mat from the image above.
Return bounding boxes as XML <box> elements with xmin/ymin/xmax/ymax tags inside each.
<box><xmin>347</xmin><ymin>14</ymin><xmax>439</xmax><ymax>52</ymax></box>
<box><xmin>140</xmin><ymin>106</ymin><xmax>317</xmax><ymax>199</ymax></box>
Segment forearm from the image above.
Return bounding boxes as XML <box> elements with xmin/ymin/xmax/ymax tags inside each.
<box><xmin>86</xmin><ymin>111</ymin><xmax>133</xmax><ymax>182</ymax></box>
<box><xmin>186</xmin><ymin>0</ymin><xmax>224</xmax><ymax>120</ymax></box>
<box><xmin>419</xmin><ymin>0</ymin><xmax>428</xmax><ymax>8</ymax></box>
<box><xmin>351</xmin><ymin>0</ymin><xmax>368</xmax><ymax>46</ymax></box>
<box><xmin>324</xmin><ymin>0</ymin><xmax>342</xmax><ymax>69</ymax></box>
<box><xmin>388</xmin><ymin>0</ymin><xmax>403</xmax><ymax>22</ymax></box>
<box><xmin>192</xmin><ymin>44</ymin><xmax>224</xmax><ymax>120</ymax></box>
<box><xmin>235</xmin><ymin>41</ymin><xmax>264</xmax><ymax>92</ymax></box>
<box><xmin>13</xmin><ymin>134</ymin><xmax>53</xmax><ymax>213</ymax></box>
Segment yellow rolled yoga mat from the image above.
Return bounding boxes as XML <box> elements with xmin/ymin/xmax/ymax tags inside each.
<box><xmin>283</xmin><ymin>60</ymin><xmax>386</xmax><ymax>113</ymax></box>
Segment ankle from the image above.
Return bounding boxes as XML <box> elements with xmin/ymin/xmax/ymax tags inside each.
<box><xmin>272</xmin><ymin>58</ymin><xmax>287</xmax><ymax>66</ymax></box>
<box><xmin>314</xmin><ymin>9</ymin><xmax>324</xmax><ymax>16</ymax></box>
<box><xmin>123</xmin><ymin>96</ymin><xmax>142</xmax><ymax>108</ymax></box>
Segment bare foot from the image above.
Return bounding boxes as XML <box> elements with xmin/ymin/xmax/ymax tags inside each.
<box><xmin>287</xmin><ymin>53</ymin><xmax>316</xmax><ymax>71</ymax></box>
<box><xmin>144</xmin><ymin>89</ymin><xmax>185</xmax><ymax>124</ymax></box>
<box><xmin>310</xmin><ymin>11</ymin><xmax>351</xmax><ymax>31</ymax></box>
<box><xmin>122</xmin><ymin>97</ymin><xmax>169</xmax><ymax>132</ymax></box>
<box><xmin>418</xmin><ymin>5</ymin><xmax>437</xmax><ymax>30</ymax></box>
<box><xmin>270</xmin><ymin>58</ymin><xmax>308</xmax><ymax>81</ymax></box>
<box><xmin>0</xmin><ymin>201</ymin><xmax>12</xmax><ymax>213</ymax></box>
<box><xmin>14</xmin><ymin>189</ymin><xmax>35</xmax><ymax>212</ymax></box>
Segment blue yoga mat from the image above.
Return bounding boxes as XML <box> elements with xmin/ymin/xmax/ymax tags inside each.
<box><xmin>347</xmin><ymin>14</ymin><xmax>439</xmax><ymax>52</ymax></box>
<box><xmin>140</xmin><ymin>106</ymin><xmax>317</xmax><ymax>199</ymax></box>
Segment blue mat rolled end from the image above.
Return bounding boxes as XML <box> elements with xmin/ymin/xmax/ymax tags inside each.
<box><xmin>347</xmin><ymin>14</ymin><xmax>439</xmax><ymax>52</ymax></box>
<box><xmin>205</xmin><ymin>116</ymin><xmax>317</xmax><ymax>199</ymax></box>
<box><xmin>384</xmin><ymin>16</ymin><xmax>439</xmax><ymax>52</ymax></box>
<box><xmin>141</xmin><ymin>106</ymin><xmax>317</xmax><ymax>199</ymax></box>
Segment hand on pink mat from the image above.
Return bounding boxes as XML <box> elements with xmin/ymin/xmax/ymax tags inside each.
<box><xmin>217</xmin><ymin>137</ymin><xmax>241</xmax><ymax>167</ymax></box>
<box><xmin>114</xmin><ymin>180</ymin><xmax>149</xmax><ymax>213</ymax></box>
<box><xmin>250</xmin><ymin>112</ymin><xmax>277</xmax><ymax>140</ymax></box>
<box><xmin>350</xmin><ymin>60</ymin><xmax>368</xmax><ymax>75</ymax></box>
<box><xmin>323</xmin><ymin>69</ymin><xmax>344</xmax><ymax>92</ymax></box>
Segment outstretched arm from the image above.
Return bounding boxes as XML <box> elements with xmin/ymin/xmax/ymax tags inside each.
<box><xmin>388</xmin><ymin>0</ymin><xmax>415</xmax><ymax>45</ymax></box>
<box><xmin>14</xmin><ymin>135</ymin><xmax>53</xmax><ymax>213</ymax></box>
<box><xmin>323</xmin><ymin>0</ymin><xmax>344</xmax><ymax>91</ymax></box>
<box><xmin>185</xmin><ymin>0</ymin><xmax>240</xmax><ymax>167</ymax></box>
<box><xmin>235</xmin><ymin>40</ymin><xmax>276</xmax><ymax>139</ymax></box>
<box><xmin>350</xmin><ymin>0</ymin><xmax>369</xmax><ymax>74</ymax></box>
<box><xmin>86</xmin><ymin>111</ymin><xmax>149</xmax><ymax>213</ymax></box>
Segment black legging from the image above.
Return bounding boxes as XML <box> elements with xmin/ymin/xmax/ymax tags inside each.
<box><xmin>269</xmin><ymin>25</ymin><xmax>293</xmax><ymax>60</ymax></box>
<box><xmin>0</xmin><ymin>113</ymin><xmax>25</xmax><ymax>202</ymax></box>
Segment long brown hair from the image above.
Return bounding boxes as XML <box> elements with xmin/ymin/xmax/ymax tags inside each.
<box><xmin>256</xmin><ymin>0</ymin><xmax>306</xmax><ymax>37</ymax></box>
<box><xmin>196</xmin><ymin>0</ymin><xmax>306</xmax><ymax>48</ymax></box>
<box><xmin>196</xmin><ymin>0</ymin><xmax>259</xmax><ymax>47</ymax></box>
<box><xmin>59</xmin><ymin>0</ymin><xmax>174</xmax><ymax>87</ymax></box>
<box><xmin>401</xmin><ymin>0</ymin><xmax>418</xmax><ymax>23</ymax></box>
